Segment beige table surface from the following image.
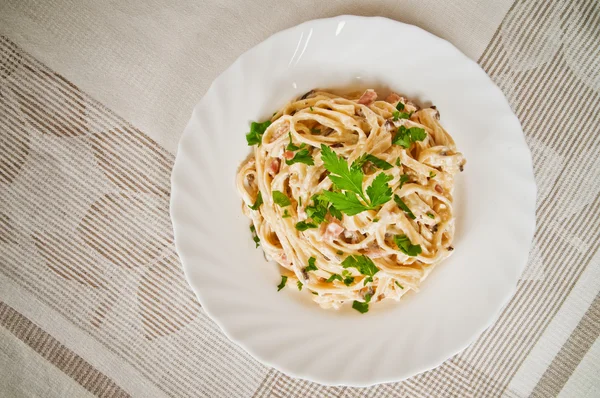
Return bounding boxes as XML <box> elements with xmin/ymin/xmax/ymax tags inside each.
<box><xmin>1</xmin><ymin>0</ymin><xmax>599</xmax><ymax>397</ymax></box>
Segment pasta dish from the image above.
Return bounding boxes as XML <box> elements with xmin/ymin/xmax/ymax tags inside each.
<box><xmin>236</xmin><ymin>89</ymin><xmax>466</xmax><ymax>313</ymax></box>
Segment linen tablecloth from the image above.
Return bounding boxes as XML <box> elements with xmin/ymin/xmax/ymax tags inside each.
<box><xmin>1</xmin><ymin>0</ymin><xmax>598</xmax><ymax>397</ymax></box>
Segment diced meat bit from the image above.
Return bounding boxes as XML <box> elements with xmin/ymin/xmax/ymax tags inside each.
<box><xmin>283</xmin><ymin>150</ymin><xmax>294</xmax><ymax>160</ymax></box>
<box><xmin>385</xmin><ymin>92</ymin><xmax>401</xmax><ymax>103</ymax></box>
<box><xmin>435</xmin><ymin>184</ymin><xmax>443</xmax><ymax>193</ymax></box>
<box><xmin>357</xmin><ymin>89</ymin><xmax>377</xmax><ymax>105</ymax></box>
<box><xmin>267</xmin><ymin>159</ymin><xmax>280</xmax><ymax>176</ymax></box>
<box><xmin>323</xmin><ymin>221</ymin><xmax>344</xmax><ymax>240</ymax></box>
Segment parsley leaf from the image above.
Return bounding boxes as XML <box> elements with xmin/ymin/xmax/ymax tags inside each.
<box><xmin>297</xmin><ymin>281</ymin><xmax>303</xmax><ymax>291</ymax></box>
<box><xmin>286</xmin><ymin>132</ymin><xmax>301</xmax><ymax>151</ymax></box>
<box><xmin>277</xmin><ymin>275</ymin><xmax>288</xmax><ymax>291</ymax></box>
<box><xmin>353</xmin><ymin>154</ymin><xmax>393</xmax><ymax>170</ymax></box>
<box><xmin>392</xmin><ymin>125</ymin><xmax>426</xmax><ymax>148</ymax></box>
<box><xmin>285</xmin><ymin>148</ymin><xmax>314</xmax><ymax>166</ymax></box>
<box><xmin>352</xmin><ymin>300</ymin><xmax>369</xmax><ymax>313</ymax></box>
<box><xmin>426</xmin><ymin>212</ymin><xmax>435</xmax><ymax>219</ymax></box>
<box><xmin>272</xmin><ymin>191</ymin><xmax>291</xmax><ymax>207</ymax></box>
<box><xmin>395</xmin><ymin>158</ymin><xmax>402</xmax><ymax>167</ymax></box>
<box><xmin>305</xmin><ymin>257</ymin><xmax>318</xmax><ymax>272</ymax></box>
<box><xmin>250</xmin><ymin>225</ymin><xmax>260</xmax><ymax>248</ymax></box>
<box><xmin>322</xmin><ymin>190</ymin><xmax>369</xmax><ymax>215</ymax></box>
<box><xmin>305</xmin><ymin>194</ymin><xmax>329</xmax><ymax>224</ymax></box>
<box><xmin>341</xmin><ymin>255</ymin><xmax>379</xmax><ymax>279</ymax></box>
<box><xmin>310</xmin><ymin>128</ymin><xmax>321</xmax><ymax>135</ymax></box>
<box><xmin>429</xmin><ymin>171</ymin><xmax>436</xmax><ymax>178</ymax></box>
<box><xmin>326</xmin><ymin>274</ymin><xmax>343</xmax><ymax>283</ymax></box>
<box><xmin>366</xmin><ymin>173</ymin><xmax>393</xmax><ymax>208</ymax></box>
<box><xmin>342</xmin><ymin>270</ymin><xmax>355</xmax><ymax>286</ymax></box>
<box><xmin>282</xmin><ymin>209</ymin><xmax>291</xmax><ymax>218</ymax></box>
<box><xmin>321</xmin><ymin>144</ymin><xmax>365</xmax><ymax>197</ymax></box>
<box><xmin>364</xmin><ymin>292</ymin><xmax>373</xmax><ymax>303</ymax></box>
<box><xmin>394</xmin><ymin>194</ymin><xmax>416</xmax><ymax>219</ymax></box>
<box><xmin>396</xmin><ymin>102</ymin><xmax>405</xmax><ymax>111</ymax></box>
<box><xmin>321</xmin><ymin>146</ymin><xmax>393</xmax><ymax>215</ymax></box>
<box><xmin>310</xmin><ymin>106</ymin><xmax>314</xmax><ymax>111</ymax></box>
<box><xmin>399</xmin><ymin>174</ymin><xmax>410</xmax><ymax>188</ymax></box>
<box><xmin>295</xmin><ymin>221</ymin><xmax>318</xmax><ymax>231</ymax></box>
<box><xmin>329</xmin><ymin>205</ymin><xmax>342</xmax><ymax>220</ymax></box>
<box><xmin>246</xmin><ymin>120</ymin><xmax>271</xmax><ymax>146</ymax></box>
<box><xmin>249</xmin><ymin>192</ymin><xmax>263</xmax><ymax>210</ymax></box>
<box><xmin>395</xmin><ymin>281</ymin><xmax>404</xmax><ymax>289</ymax></box>
<box><xmin>394</xmin><ymin>234</ymin><xmax>422</xmax><ymax>256</ymax></box>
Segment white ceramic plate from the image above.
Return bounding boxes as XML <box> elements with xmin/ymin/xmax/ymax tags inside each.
<box><xmin>170</xmin><ymin>15</ymin><xmax>536</xmax><ymax>386</ymax></box>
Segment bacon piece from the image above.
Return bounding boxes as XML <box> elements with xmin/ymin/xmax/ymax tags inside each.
<box><xmin>283</xmin><ymin>150</ymin><xmax>294</xmax><ymax>160</ymax></box>
<box><xmin>357</xmin><ymin>89</ymin><xmax>377</xmax><ymax>105</ymax></box>
<box><xmin>267</xmin><ymin>159</ymin><xmax>280</xmax><ymax>176</ymax></box>
<box><xmin>323</xmin><ymin>221</ymin><xmax>344</xmax><ymax>240</ymax></box>
<box><xmin>385</xmin><ymin>92</ymin><xmax>401</xmax><ymax>103</ymax></box>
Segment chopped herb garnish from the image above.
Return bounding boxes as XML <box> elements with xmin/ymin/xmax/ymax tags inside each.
<box><xmin>395</xmin><ymin>158</ymin><xmax>402</xmax><ymax>167</ymax></box>
<box><xmin>365</xmin><ymin>173</ymin><xmax>393</xmax><ymax>208</ymax></box>
<box><xmin>341</xmin><ymin>255</ymin><xmax>379</xmax><ymax>280</ymax></box>
<box><xmin>246</xmin><ymin>120</ymin><xmax>271</xmax><ymax>146</ymax></box>
<box><xmin>394</xmin><ymin>194</ymin><xmax>416</xmax><ymax>219</ymax></box>
<box><xmin>326</xmin><ymin>274</ymin><xmax>343</xmax><ymax>283</ymax></box>
<box><xmin>321</xmin><ymin>145</ymin><xmax>364</xmax><ymax>195</ymax></box>
<box><xmin>354</xmin><ymin>154</ymin><xmax>393</xmax><ymax>170</ymax></box>
<box><xmin>277</xmin><ymin>275</ymin><xmax>288</xmax><ymax>291</ymax></box>
<box><xmin>272</xmin><ymin>190</ymin><xmax>291</xmax><ymax>207</ymax></box>
<box><xmin>364</xmin><ymin>292</ymin><xmax>373</xmax><ymax>303</ymax></box>
<box><xmin>336</xmin><ymin>250</ymin><xmax>344</xmax><ymax>255</ymax></box>
<box><xmin>272</xmin><ymin>111</ymin><xmax>277</xmax><ymax>116</ymax></box>
<box><xmin>249</xmin><ymin>192</ymin><xmax>263</xmax><ymax>210</ymax></box>
<box><xmin>426</xmin><ymin>213</ymin><xmax>435</xmax><ymax>219</ymax></box>
<box><xmin>310</xmin><ymin>128</ymin><xmax>321</xmax><ymax>135</ymax></box>
<box><xmin>312</xmin><ymin>291</ymin><xmax>318</xmax><ymax>295</ymax></box>
<box><xmin>373</xmin><ymin>217</ymin><xmax>380</xmax><ymax>222</ymax></box>
<box><xmin>352</xmin><ymin>300</ymin><xmax>369</xmax><ymax>313</ymax></box>
<box><xmin>342</xmin><ymin>270</ymin><xmax>354</xmax><ymax>286</ymax></box>
<box><xmin>395</xmin><ymin>281</ymin><xmax>404</xmax><ymax>289</ymax></box>
<box><xmin>429</xmin><ymin>171</ymin><xmax>436</xmax><ymax>178</ymax></box>
<box><xmin>250</xmin><ymin>225</ymin><xmax>260</xmax><ymax>248</ymax></box>
<box><xmin>394</xmin><ymin>234</ymin><xmax>422</xmax><ymax>257</ymax></box>
<box><xmin>305</xmin><ymin>194</ymin><xmax>329</xmax><ymax>224</ymax></box>
<box><xmin>305</xmin><ymin>256</ymin><xmax>318</xmax><ymax>272</ymax></box>
<box><xmin>298</xmin><ymin>197</ymin><xmax>302</xmax><ymax>207</ymax></box>
<box><xmin>392</xmin><ymin>110</ymin><xmax>400</xmax><ymax>121</ymax></box>
<box><xmin>363</xmin><ymin>276</ymin><xmax>373</xmax><ymax>286</ymax></box>
<box><xmin>399</xmin><ymin>174</ymin><xmax>410</xmax><ymax>188</ymax></box>
<box><xmin>285</xmin><ymin>148</ymin><xmax>314</xmax><ymax>166</ymax></box>
<box><xmin>329</xmin><ymin>205</ymin><xmax>342</xmax><ymax>220</ymax></box>
<box><xmin>295</xmin><ymin>221</ymin><xmax>318</xmax><ymax>231</ymax></box>
<box><xmin>321</xmin><ymin>191</ymin><xmax>368</xmax><ymax>216</ymax></box>
<box><xmin>282</xmin><ymin>209</ymin><xmax>291</xmax><ymax>218</ymax></box>
<box><xmin>396</xmin><ymin>102</ymin><xmax>405</xmax><ymax>111</ymax></box>
<box><xmin>310</xmin><ymin>106</ymin><xmax>314</xmax><ymax>111</ymax></box>
<box><xmin>392</xmin><ymin>125</ymin><xmax>426</xmax><ymax>148</ymax></box>
<box><xmin>286</xmin><ymin>132</ymin><xmax>302</xmax><ymax>151</ymax></box>
<box><xmin>320</xmin><ymin>145</ymin><xmax>393</xmax><ymax>215</ymax></box>
<box><xmin>297</xmin><ymin>281</ymin><xmax>303</xmax><ymax>291</ymax></box>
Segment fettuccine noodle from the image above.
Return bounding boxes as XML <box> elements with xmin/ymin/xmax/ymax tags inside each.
<box><xmin>236</xmin><ymin>89</ymin><xmax>466</xmax><ymax>311</ymax></box>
